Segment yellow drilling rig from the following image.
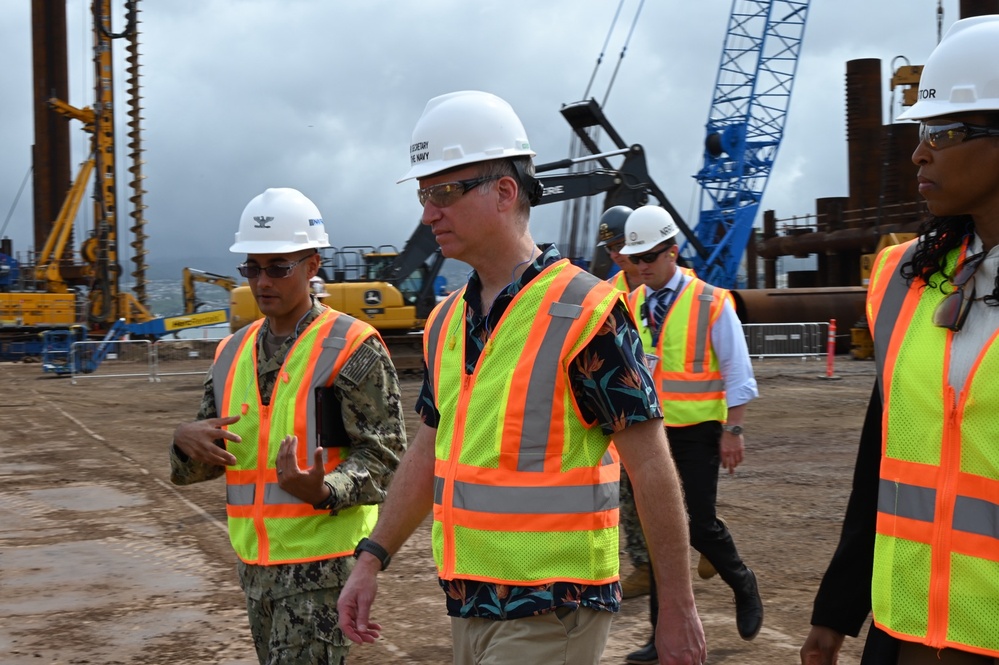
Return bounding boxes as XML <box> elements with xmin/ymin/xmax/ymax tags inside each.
<box><xmin>1</xmin><ymin>0</ymin><xmax>227</xmax><ymax>364</ymax></box>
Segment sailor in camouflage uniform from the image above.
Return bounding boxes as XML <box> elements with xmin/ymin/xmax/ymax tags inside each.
<box><xmin>171</xmin><ymin>188</ymin><xmax>406</xmax><ymax>665</ymax></box>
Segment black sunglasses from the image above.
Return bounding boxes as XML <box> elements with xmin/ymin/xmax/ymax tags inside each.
<box><xmin>919</xmin><ymin>122</ymin><xmax>999</xmax><ymax>150</ymax></box>
<box><xmin>627</xmin><ymin>245</ymin><xmax>672</xmax><ymax>265</ymax></box>
<box><xmin>932</xmin><ymin>251</ymin><xmax>986</xmax><ymax>332</ymax></box>
<box><xmin>417</xmin><ymin>175</ymin><xmax>501</xmax><ymax>208</ymax></box>
<box><xmin>237</xmin><ymin>257</ymin><xmax>307</xmax><ymax>279</ymax></box>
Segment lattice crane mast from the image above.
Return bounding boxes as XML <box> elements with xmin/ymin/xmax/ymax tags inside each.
<box><xmin>682</xmin><ymin>0</ymin><xmax>810</xmax><ymax>288</ymax></box>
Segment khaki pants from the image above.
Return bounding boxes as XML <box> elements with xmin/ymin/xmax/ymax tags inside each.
<box><xmin>451</xmin><ymin>607</ymin><xmax>613</xmax><ymax>665</ymax></box>
<box><xmin>898</xmin><ymin>642</ymin><xmax>998</xmax><ymax>665</ymax></box>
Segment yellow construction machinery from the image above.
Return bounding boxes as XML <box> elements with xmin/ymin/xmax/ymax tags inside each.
<box><xmin>182</xmin><ymin>267</ymin><xmax>239</xmax><ymax>316</ymax></box>
<box><xmin>2</xmin><ymin>1</ymin><xmax>227</xmax><ymax>363</ymax></box>
<box><xmin>229</xmin><ymin>223</ymin><xmax>446</xmax><ymax>335</ymax></box>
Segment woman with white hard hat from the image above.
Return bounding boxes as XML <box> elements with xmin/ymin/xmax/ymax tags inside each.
<box><xmin>802</xmin><ymin>15</ymin><xmax>999</xmax><ymax>665</ymax></box>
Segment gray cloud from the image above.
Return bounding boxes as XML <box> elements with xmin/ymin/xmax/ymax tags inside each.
<box><xmin>1</xmin><ymin>0</ymin><xmax>955</xmax><ymax>280</ymax></box>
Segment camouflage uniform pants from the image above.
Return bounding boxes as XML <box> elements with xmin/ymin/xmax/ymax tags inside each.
<box><xmin>620</xmin><ymin>466</ymin><xmax>650</xmax><ymax>566</ymax></box>
<box><xmin>239</xmin><ymin>559</ymin><xmax>351</xmax><ymax>665</ymax></box>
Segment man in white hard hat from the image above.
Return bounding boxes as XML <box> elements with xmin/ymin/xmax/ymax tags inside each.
<box><xmin>802</xmin><ymin>15</ymin><xmax>999</xmax><ymax>665</ymax></box>
<box><xmin>337</xmin><ymin>91</ymin><xmax>706</xmax><ymax>665</ymax></box>
<box><xmin>620</xmin><ymin>204</ymin><xmax>761</xmax><ymax>663</ymax></box>
<box><xmin>169</xmin><ymin>187</ymin><xmax>407</xmax><ymax>664</ymax></box>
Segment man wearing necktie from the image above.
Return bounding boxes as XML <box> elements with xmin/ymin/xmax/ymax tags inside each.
<box><xmin>620</xmin><ymin>205</ymin><xmax>762</xmax><ymax>664</ymax></box>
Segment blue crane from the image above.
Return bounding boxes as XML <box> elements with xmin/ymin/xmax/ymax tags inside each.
<box><xmin>681</xmin><ymin>0</ymin><xmax>811</xmax><ymax>289</ymax></box>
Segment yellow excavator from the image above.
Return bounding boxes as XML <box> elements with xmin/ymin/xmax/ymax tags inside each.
<box><xmin>182</xmin><ymin>267</ymin><xmax>239</xmax><ymax>315</ymax></box>
<box><xmin>228</xmin><ymin>222</ymin><xmax>445</xmax><ymax>334</ymax></box>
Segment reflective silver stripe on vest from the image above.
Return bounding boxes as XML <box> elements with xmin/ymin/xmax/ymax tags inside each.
<box><xmin>873</xmin><ymin>243</ymin><xmax>918</xmax><ymax>403</ymax></box>
<box><xmin>227</xmin><ymin>484</ymin><xmax>255</xmax><ymax>506</ymax></box>
<box><xmin>227</xmin><ymin>482</ymin><xmax>320</xmax><ymax>506</ymax></box>
<box><xmin>878</xmin><ymin>478</ymin><xmax>936</xmax><ymax>523</ymax></box>
<box><xmin>264</xmin><ymin>482</ymin><xmax>305</xmax><ymax>505</ymax></box>
<box><xmin>425</xmin><ymin>290</ymin><xmax>464</xmax><ymax>399</ymax></box>
<box><xmin>213</xmin><ymin>325</ymin><xmax>254</xmax><ymax>410</ymax></box>
<box><xmin>691</xmin><ymin>285</ymin><xmax>716</xmax><ymax>374</ymax></box>
<box><xmin>953</xmin><ymin>495</ymin><xmax>999</xmax><ymax>541</ymax></box>
<box><xmin>446</xmin><ymin>478</ymin><xmax>619</xmax><ymax>514</ymax></box>
<box><xmin>434</xmin><ymin>475</ymin><xmax>445</xmax><ymax>505</ymax></box>
<box><xmin>879</xmin><ymin>481</ymin><xmax>999</xmax><ymax>541</ymax></box>
<box><xmin>303</xmin><ymin>313</ymin><xmax>356</xmax><ymax>457</ymax></box>
<box><xmin>660</xmin><ymin>378</ymin><xmax>726</xmax><ymax>394</ymax></box>
<box><xmin>519</xmin><ymin>271</ymin><xmax>601</xmax><ymax>472</ymax></box>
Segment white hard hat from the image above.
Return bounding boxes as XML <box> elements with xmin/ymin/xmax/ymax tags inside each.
<box><xmin>230</xmin><ymin>188</ymin><xmax>330</xmax><ymax>254</ymax></box>
<box><xmin>897</xmin><ymin>16</ymin><xmax>999</xmax><ymax>121</ymax></box>
<box><xmin>398</xmin><ymin>90</ymin><xmax>536</xmax><ymax>183</ymax></box>
<box><xmin>619</xmin><ymin>205</ymin><xmax>679</xmax><ymax>255</ymax></box>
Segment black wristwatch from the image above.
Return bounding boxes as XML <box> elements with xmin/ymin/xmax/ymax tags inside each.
<box><xmin>311</xmin><ymin>482</ymin><xmax>337</xmax><ymax>511</ymax></box>
<box><xmin>354</xmin><ymin>537</ymin><xmax>392</xmax><ymax>571</ymax></box>
<box><xmin>723</xmin><ymin>424</ymin><xmax>744</xmax><ymax>435</ymax></box>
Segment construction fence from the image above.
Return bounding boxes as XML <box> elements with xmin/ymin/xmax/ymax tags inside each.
<box><xmin>69</xmin><ymin>337</ymin><xmax>223</xmax><ymax>384</ymax></box>
<box><xmin>64</xmin><ymin>321</ymin><xmax>838</xmax><ymax>383</ymax></box>
<box><xmin>741</xmin><ymin>322</ymin><xmax>829</xmax><ymax>359</ymax></box>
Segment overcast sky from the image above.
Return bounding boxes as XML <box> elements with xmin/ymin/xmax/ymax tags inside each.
<box><xmin>0</xmin><ymin>0</ymin><xmax>961</xmax><ymax>279</ymax></box>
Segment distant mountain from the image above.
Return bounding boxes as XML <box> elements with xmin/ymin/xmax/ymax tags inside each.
<box><xmin>144</xmin><ymin>254</ymin><xmax>237</xmax><ymax>281</ymax></box>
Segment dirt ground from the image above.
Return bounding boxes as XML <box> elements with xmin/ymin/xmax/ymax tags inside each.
<box><xmin>0</xmin><ymin>353</ymin><xmax>878</xmax><ymax>664</ymax></box>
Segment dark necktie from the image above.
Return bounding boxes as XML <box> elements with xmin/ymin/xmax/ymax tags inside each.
<box><xmin>652</xmin><ymin>287</ymin><xmax>673</xmax><ymax>342</ymax></box>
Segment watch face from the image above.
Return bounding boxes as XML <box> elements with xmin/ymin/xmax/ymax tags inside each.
<box><xmin>726</xmin><ymin>425</ymin><xmax>743</xmax><ymax>435</ymax></box>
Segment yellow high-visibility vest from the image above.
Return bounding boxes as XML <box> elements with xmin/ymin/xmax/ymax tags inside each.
<box><xmin>867</xmin><ymin>239</ymin><xmax>999</xmax><ymax>658</ymax></box>
<box><xmin>424</xmin><ymin>260</ymin><xmax>623</xmax><ymax>585</ymax></box>
<box><xmin>213</xmin><ymin>309</ymin><xmax>378</xmax><ymax>565</ymax></box>
<box><xmin>629</xmin><ymin>275</ymin><xmax>728</xmax><ymax>426</ymax></box>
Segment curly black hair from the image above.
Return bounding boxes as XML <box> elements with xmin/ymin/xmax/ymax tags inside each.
<box><xmin>900</xmin><ymin>214</ymin><xmax>999</xmax><ymax>305</ymax></box>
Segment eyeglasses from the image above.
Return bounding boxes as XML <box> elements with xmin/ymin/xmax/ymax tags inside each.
<box><xmin>627</xmin><ymin>245</ymin><xmax>672</xmax><ymax>265</ymax></box>
<box><xmin>417</xmin><ymin>175</ymin><xmax>501</xmax><ymax>208</ymax></box>
<box><xmin>918</xmin><ymin>122</ymin><xmax>999</xmax><ymax>150</ymax></box>
<box><xmin>236</xmin><ymin>257</ymin><xmax>307</xmax><ymax>279</ymax></box>
<box><xmin>602</xmin><ymin>241</ymin><xmax>626</xmax><ymax>255</ymax></box>
<box><xmin>932</xmin><ymin>251</ymin><xmax>986</xmax><ymax>332</ymax></box>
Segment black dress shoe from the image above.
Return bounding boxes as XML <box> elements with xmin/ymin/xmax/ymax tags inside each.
<box><xmin>734</xmin><ymin>567</ymin><xmax>763</xmax><ymax>641</ymax></box>
<box><xmin>624</xmin><ymin>640</ymin><xmax>658</xmax><ymax>664</ymax></box>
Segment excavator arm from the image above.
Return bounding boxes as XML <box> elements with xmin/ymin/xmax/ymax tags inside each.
<box><xmin>537</xmin><ymin>98</ymin><xmax>709</xmax><ymax>265</ymax></box>
<box><xmin>182</xmin><ymin>267</ymin><xmax>238</xmax><ymax>315</ymax></box>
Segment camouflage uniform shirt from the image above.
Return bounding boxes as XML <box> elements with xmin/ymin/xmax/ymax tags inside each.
<box><xmin>170</xmin><ymin>300</ymin><xmax>407</xmax><ymax>599</ymax></box>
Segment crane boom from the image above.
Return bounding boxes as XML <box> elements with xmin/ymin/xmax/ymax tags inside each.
<box><xmin>683</xmin><ymin>0</ymin><xmax>810</xmax><ymax>288</ymax></box>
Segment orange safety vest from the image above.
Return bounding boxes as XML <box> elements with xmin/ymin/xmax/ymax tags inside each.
<box><xmin>423</xmin><ymin>260</ymin><xmax>623</xmax><ymax>585</ymax></box>
<box><xmin>212</xmin><ymin>308</ymin><xmax>379</xmax><ymax>565</ymax></box>
<box><xmin>867</xmin><ymin>239</ymin><xmax>999</xmax><ymax>658</ymax></box>
<box><xmin>629</xmin><ymin>275</ymin><xmax>729</xmax><ymax>426</ymax></box>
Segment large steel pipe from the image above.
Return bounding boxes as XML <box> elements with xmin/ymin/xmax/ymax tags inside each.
<box><xmin>731</xmin><ymin>287</ymin><xmax>867</xmax><ymax>354</ymax></box>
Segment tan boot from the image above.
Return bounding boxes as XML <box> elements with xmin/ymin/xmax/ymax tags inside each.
<box><xmin>697</xmin><ymin>517</ymin><xmax>727</xmax><ymax>579</ymax></box>
<box><xmin>621</xmin><ymin>563</ymin><xmax>651</xmax><ymax>599</ymax></box>
<box><xmin>697</xmin><ymin>554</ymin><xmax>718</xmax><ymax>580</ymax></box>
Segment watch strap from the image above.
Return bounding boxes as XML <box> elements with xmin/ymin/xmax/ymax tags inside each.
<box><xmin>311</xmin><ymin>482</ymin><xmax>337</xmax><ymax>511</ymax></box>
<box><xmin>354</xmin><ymin>537</ymin><xmax>391</xmax><ymax>571</ymax></box>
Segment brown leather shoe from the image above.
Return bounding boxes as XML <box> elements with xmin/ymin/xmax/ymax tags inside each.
<box><xmin>621</xmin><ymin>563</ymin><xmax>651</xmax><ymax>599</ymax></box>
